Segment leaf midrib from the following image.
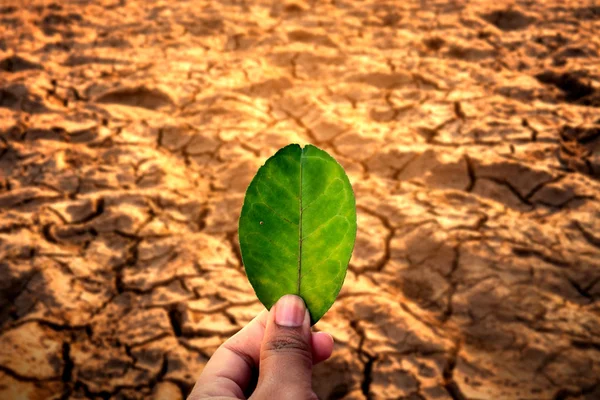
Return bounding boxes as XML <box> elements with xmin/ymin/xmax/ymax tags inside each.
<box><xmin>297</xmin><ymin>146</ymin><xmax>304</xmax><ymax>295</ymax></box>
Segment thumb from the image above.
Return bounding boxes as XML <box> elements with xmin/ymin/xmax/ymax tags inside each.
<box><xmin>252</xmin><ymin>295</ymin><xmax>316</xmax><ymax>400</ymax></box>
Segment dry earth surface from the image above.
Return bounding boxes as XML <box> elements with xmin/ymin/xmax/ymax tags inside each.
<box><xmin>1</xmin><ymin>0</ymin><xmax>600</xmax><ymax>399</ymax></box>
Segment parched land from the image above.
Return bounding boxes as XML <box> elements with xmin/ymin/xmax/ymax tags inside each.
<box><xmin>1</xmin><ymin>0</ymin><xmax>599</xmax><ymax>399</ymax></box>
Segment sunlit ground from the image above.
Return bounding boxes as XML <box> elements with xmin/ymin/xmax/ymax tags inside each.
<box><xmin>1</xmin><ymin>0</ymin><xmax>599</xmax><ymax>399</ymax></box>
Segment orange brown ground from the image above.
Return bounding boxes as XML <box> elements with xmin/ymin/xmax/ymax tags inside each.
<box><xmin>1</xmin><ymin>0</ymin><xmax>600</xmax><ymax>399</ymax></box>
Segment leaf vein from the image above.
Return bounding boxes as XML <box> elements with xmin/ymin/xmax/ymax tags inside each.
<box><xmin>300</xmin><ymin>227</ymin><xmax>351</xmax><ymax>278</ymax></box>
<box><xmin>302</xmin><ymin>177</ymin><xmax>345</xmax><ymax>211</ymax></box>
<box><xmin>302</xmin><ymin>155</ymin><xmax>329</xmax><ymax>162</ymax></box>
<box><xmin>251</xmin><ymin>201</ymin><xmax>297</xmax><ymax>226</ymax></box>
<box><xmin>302</xmin><ymin>213</ymin><xmax>350</xmax><ymax>241</ymax></box>
<box><xmin>245</xmin><ymin>231</ymin><xmax>296</xmax><ymax>258</ymax></box>
<box><xmin>300</xmin><ymin>263</ymin><xmax>344</xmax><ymax>296</ymax></box>
<box><xmin>297</xmin><ymin>147</ymin><xmax>305</xmax><ymax>294</ymax></box>
<box><xmin>263</xmin><ymin>171</ymin><xmax>300</xmax><ymax>200</ymax></box>
<box><xmin>255</xmin><ymin>181</ymin><xmax>298</xmax><ymax>225</ymax></box>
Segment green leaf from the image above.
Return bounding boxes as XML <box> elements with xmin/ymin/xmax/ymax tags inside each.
<box><xmin>238</xmin><ymin>144</ymin><xmax>357</xmax><ymax>324</ymax></box>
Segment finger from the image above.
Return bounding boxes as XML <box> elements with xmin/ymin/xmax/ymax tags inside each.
<box><xmin>253</xmin><ymin>295</ymin><xmax>315</xmax><ymax>399</ymax></box>
<box><xmin>188</xmin><ymin>304</ymin><xmax>332</xmax><ymax>400</ymax></box>
<box><xmin>189</xmin><ymin>310</ymin><xmax>268</xmax><ymax>399</ymax></box>
<box><xmin>312</xmin><ymin>331</ymin><xmax>334</xmax><ymax>364</ymax></box>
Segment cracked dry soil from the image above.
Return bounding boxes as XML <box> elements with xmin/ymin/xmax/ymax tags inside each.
<box><xmin>1</xmin><ymin>0</ymin><xmax>600</xmax><ymax>399</ymax></box>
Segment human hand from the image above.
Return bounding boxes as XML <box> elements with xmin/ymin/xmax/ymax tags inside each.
<box><xmin>188</xmin><ymin>295</ymin><xmax>334</xmax><ymax>400</ymax></box>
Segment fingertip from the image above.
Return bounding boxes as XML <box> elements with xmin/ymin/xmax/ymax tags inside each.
<box><xmin>274</xmin><ymin>294</ymin><xmax>308</xmax><ymax>328</ymax></box>
<box><xmin>311</xmin><ymin>331</ymin><xmax>334</xmax><ymax>364</ymax></box>
<box><xmin>316</xmin><ymin>331</ymin><xmax>334</xmax><ymax>347</ymax></box>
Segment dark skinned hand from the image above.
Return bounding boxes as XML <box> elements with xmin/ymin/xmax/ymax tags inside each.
<box><xmin>188</xmin><ymin>295</ymin><xmax>334</xmax><ymax>400</ymax></box>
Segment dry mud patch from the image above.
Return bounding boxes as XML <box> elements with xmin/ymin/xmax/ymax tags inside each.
<box><xmin>1</xmin><ymin>0</ymin><xmax>600</xmax><ymax>399</ymax></box>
